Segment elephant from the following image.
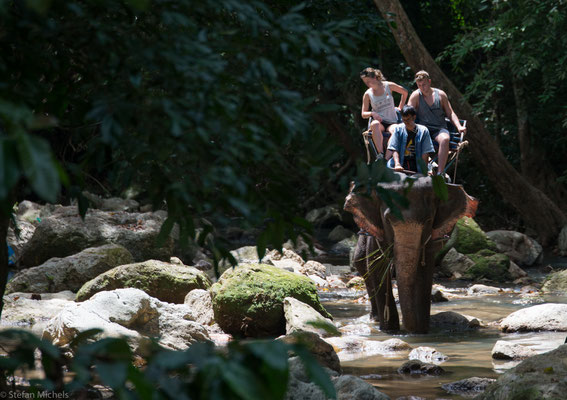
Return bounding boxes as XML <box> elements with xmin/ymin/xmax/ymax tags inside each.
<box><xmin>344</xmin><ymin>173</ymin><xmax>477</xmax><ymax>333</ymax></box>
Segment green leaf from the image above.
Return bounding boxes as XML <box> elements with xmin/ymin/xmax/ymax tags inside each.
<box><xmin>96</xmin><ymin>361</ymin><xmax>128</xmax><ymax>388</ymax></box>
<box><xmin>245</xmin><ymin>340</ymin><xmax>288</xmax><ymax>372</ymax></box>
<box><xmin>16</xmin><ymin>133</ymin><xmax>60</xmax><ymax>203</ymax></box>
<box><xmin>432</xmin><ymin>175</ymin><xmax>448</xmax><ymax>202</ymax></box>
<box><xmin>221</xmin><ymin>360</ymin><xmax>267</xmax><ymax>400</ymax></box>
<box><xmin>127</xmin><ymin>364</ymin><xmax>155</xmax><ymax>400</ymax></box>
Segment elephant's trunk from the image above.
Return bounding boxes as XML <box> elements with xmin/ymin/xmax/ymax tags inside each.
<box><xmin>392</xmin><ymin>221</ymin><xmax>434</xmax><ymax>333</ymax></box>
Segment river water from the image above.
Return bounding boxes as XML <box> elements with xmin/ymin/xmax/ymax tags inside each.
<box><xmin>319</xmin><ymin>263</ymin><xmax>567</xmax><ymax>399</ymax></box>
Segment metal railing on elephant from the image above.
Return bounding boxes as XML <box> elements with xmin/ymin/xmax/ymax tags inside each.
<box><xmin>361</xmin><ymin>117</ymin><xmax>469</xmax><ymax>182</ymax></box>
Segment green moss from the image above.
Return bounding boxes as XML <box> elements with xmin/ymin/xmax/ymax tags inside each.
<box><xmin>437</xmin><ymin>217</ymin><xmax>497</xmax><ymax>262</ymax></box>
<box><xmin>453</xmin><ymin>217</ymin><xmax>498</xmax><ymax>254</ymax></box>
<box><xmin>465</xmin><ymin>249</ymin><xmax>511</xmax><ymax>282</ymax></box>
<box><xmin>541</xmin><ymin>269</ymin><xmax>567</xmax><ymax>293</ymax></box>
<box><xmin>76</xmin><ymin>260</ymin><xmax>211</xmax><ymax>303</ymax></box>
<box><xmin>211</xmin><ymin>263</ymin><xmax>330</xmax><ymax>337</ymax></box>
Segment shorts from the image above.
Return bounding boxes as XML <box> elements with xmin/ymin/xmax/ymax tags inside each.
<box><xmin>428</xmin><ymin>127</ymin><xmax>450</xmax><ymax>140</ymax></box>
<box><xmin>381</xmin><ymin>121</ymin><xmax>398</xmax><ymax>131</ymax></box>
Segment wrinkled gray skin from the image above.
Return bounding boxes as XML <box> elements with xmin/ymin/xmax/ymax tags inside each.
<box><xmin>345</xmin><ymin>173</ymin><xmax>477</xmax><ymax>333</ymax></box>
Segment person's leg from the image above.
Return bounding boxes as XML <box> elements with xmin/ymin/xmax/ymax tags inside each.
<box><xmin>434</xmin><ymin>129</ymin><xmax>450</xmax><ymax>174</ymax></box>
<box><xmin>370</xmin><ymin>120</ymin><xmax>383</xmax><ymax>155</ymax></box>
<box><xmin>384</xmin><ymin>124</ymin><xmax>397</xmax><ymax>160</ymax></box>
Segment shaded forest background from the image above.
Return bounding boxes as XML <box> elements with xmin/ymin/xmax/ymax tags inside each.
<box><xmin>2</xmin><ymin>0</ymin><xmax>567</xmax><ymax>279</ymax></box>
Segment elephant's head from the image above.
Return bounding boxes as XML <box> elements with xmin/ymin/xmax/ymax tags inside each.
<box><xmin>344</xmin><ymin>173</ymin><xmax>478</xmax><ymax>333</ymax></box>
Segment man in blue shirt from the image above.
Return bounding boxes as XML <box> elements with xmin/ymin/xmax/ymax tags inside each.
<box><xmin>387</xmin><ymin>105</ymin><xmax>434</xmax><ymax>174</ymax></box>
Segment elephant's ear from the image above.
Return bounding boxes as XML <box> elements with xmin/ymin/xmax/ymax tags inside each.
<box><xmin>344</xmin><ymin>184</ymin><xmax>385</xmax><ymax>241</ymax></box>
<box><xmin>431</xmin><ymin>184</ymin><xmax>478</xmax><ymax>240</ymax></box>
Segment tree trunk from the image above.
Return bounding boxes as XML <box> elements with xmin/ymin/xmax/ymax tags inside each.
<box><xmin>372</xmin><ymin>0</ymin><xmax>566</xmax><ymax>245</ymax></box>
<box><xmin>512</xmin><ymin>77</ymin><xmax>567</xmax><ymax>210</ymax></box>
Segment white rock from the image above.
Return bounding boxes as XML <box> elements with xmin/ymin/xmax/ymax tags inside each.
<box><xmin>501</xmin><ymin>303</ymin><xmax>567</xmax><ymax>332</ymax></box>
<box><xmin>491</xmin><ymin>340</ymin><xmax>538</xmax><ymax>360</ymax></box>
<box><xmin>42</xmin><ymin>288</ymin><xmax>210</xmax><ymax>350</ymax></box>
<box><xmin>409</xmin><ymin>346</ymin><xmax>448</xmax><ymax>365</ymax></box>
<box><xmin>284</xmin><ymin>297</ymin><xmax>339</xmax><ymax>338</ymax></box>
<box><xmin>184</xmin><ymin>289</ymin><xmax>215</xmax><ymax>326</ymax></box>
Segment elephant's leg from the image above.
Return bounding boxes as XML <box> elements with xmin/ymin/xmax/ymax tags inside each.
<box><xmin>408</xmin><ymin>239</ymin><xmax>443</xmax><ymax>331</ymax></box>
<box><xmin>366</xmin><ymin>238</ymin><xmax>399</xmax><ymax>332</ymax></box>
<box><xmin>353</xmin><ymin>235</ymin><xmax>379</xmax><ymax>320</ymax></box>
<box><xmin>392</xmin><ymin>223</ymin><xmax>429</xmax><ymax>333</ymax></box>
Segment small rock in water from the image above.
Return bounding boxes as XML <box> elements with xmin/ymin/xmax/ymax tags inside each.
<box><xmin>442</xmin><ymin>377</ymin><xmax>496</xmax><ymax>396</ymax></box>
<box><xmin>431</xmin><ymin>288</ymin><xmax>448</xmax><ymax>302</ymax></box>
<box><xmin>398</xmin><ymin>360</ymin><xmax>444</xmax><ymax>375</ymax></box>
<box><xmin>409</xmin><ymin>346</ymin><xmax>448</xmax><ymax>365</ymax></box>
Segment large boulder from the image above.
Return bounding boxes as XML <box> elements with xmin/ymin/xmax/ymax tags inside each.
<box><xmin>477</xmin><ymin>345</ymin><xmax>567</xmax><ymax>400</ymax></box>
<box><xmin>430</xmin><ymin>311</ymin><xmax>480</xmax><ymax>331</ymax></box>
<box><xmin>491</xmin><ymin>340</ymin><xmax>538</xmax><ymax>360</ymax></box>
<box><xmin>305</xmin><ymin>205</ymin><xmax>343</xmax><ymax>228</ymax></box>
<box><xmin>42</xmin><ymin>288</ymin><xmax>209</xmax><ymax>350</ymax></box>
<box><xmin>184</xmin><ymin>289</ymin><xmax>215</xmax><ymax>326</ymax></box>
<box><xmin>210</xmin><ymin>264</ymin><xmax>330</xmax><ymax>338</ymax></box>
<box><xmin>541</xmin><ymin>269</ymin><xmax>567</xmax><ymax>293</ymax></box>
<box><xmin>500</xmin><ymin>303</ymin><xmax>567</xmax><ymax>332</ymax></box>
<box><xmin>439</xmin><ymin>248</ymin><xmax>475</xmax><ymax>278</ymax></box>
<box><xmin>6</xmin><ymin>244</ymin><xmax>133</xmax><ymax>294</ymax></box>
<box><xmin>82</xmin><ymin>192</ymin><xmax>140</xmax><ymax>212</ymax></box>
<box><xmin>328</xmin><ymin>226</ymin><xmax>355</xmax><ymax>242</ymax></box>
<box><xmin>284</xmin><ymin>297</ymin><xmax>339</xmax><ymax>338</ymax></box>
<box><xmin>278</xmin><ymin>331</ymin><xmax>341</xmax><ymax>373</ymax></box>
<box><xmin>486</xmin><ymin>230</ymin><xmax>543</xmax><ymax>266</ymax></box>
<box><xmin>76</xmin><ymin>260</ymin><xmax>211</xmax><ymax>303</ymax></box>
<box><xmin>19</xmin><ymin>206</ymin><xmax>174</xmax><ymax>267</ymax></box>
<box><xmin>465</xmin><ymin>249</ymin><xmax>511</xmax><ymax>282</ymax></box>
<box><xmin>439</xmin><ymin>217</ymin><xmax>497</xmax><ymax>260</ymax></box>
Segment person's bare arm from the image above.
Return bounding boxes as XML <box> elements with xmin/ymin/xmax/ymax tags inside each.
<box><xmin>392</xmin><ymin>151</ymin><xmax>403</xmax><ymax>171</ymax></box>
<box><xmin>440</xmin><ymin>90</ymin><xmax>466</xmax><ymax>134</ymax></box>
<box><xmin>361</xmin><ymin>92</ymin><xmax>372</xmax><ymax>119</ymax></box>
<box><xmin>408</xmin><ymin>90</ymin><xmax>420</xmax><ymax>110</ymax></box>
<box><xmin>388</xmin><ymin>82</ymin><xmax>408</xmax><ymax>110</ymax></box>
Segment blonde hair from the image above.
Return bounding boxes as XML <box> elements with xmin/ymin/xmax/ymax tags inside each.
<box><xmin>414</xmin><ymin>70</ymin><xmax>430</xmax><ymax>82</ymax></box>
<box><xmin>360</xmin><ymin>67</ymin><xmax>386</xmax><ymax>81</ymax></box>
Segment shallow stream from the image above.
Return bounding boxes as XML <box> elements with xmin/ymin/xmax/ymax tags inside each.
<box><xmin>319</xmin><ymin>260</ymin><xmax>567</xmax><ymax>399</ymax></box>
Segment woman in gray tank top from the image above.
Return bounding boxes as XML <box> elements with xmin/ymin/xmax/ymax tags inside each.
<box><xmin>360</xmin><ymin>67</ymin><xmax>408</xmax><ymax>159</ymax></box>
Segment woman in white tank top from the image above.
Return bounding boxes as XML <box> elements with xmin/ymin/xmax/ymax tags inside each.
<box><xmin>360</xmin><ymin>67</ymin><xmax>408</xmax><ymax>159</ymax></box>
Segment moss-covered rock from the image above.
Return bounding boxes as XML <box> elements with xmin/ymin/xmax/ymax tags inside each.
<box><xmin>477</xmin><ymin>345</ymin><xmax>567</xmax><ymax>400</ymax></box>
<box><xmin>76</xmin><ymin>260</ymin><xmax>211</xmax><ymax>303</ymax></box>
<box><xmin>465</xmin><ymin>249</ymin><xmax>511</xmax><ymax>282</ymax></box>
<box><xmin>211</xmin><ymin>263</ymin><xmax>330</xmax><ymax>338</ymax></box>
<box><xmin>438</xmin><ymin>217</ymin><xmax>497</xmax><ymax>262</ymax></box>
<box><xmin>541</xmin><ymin>269</ymin><xmax>567</xmax><ymax>293</ymax></box>
<box><xmin>445</xmin><ymin>217</ymin><xmax>497</xmax><ymax>254</ymax></box>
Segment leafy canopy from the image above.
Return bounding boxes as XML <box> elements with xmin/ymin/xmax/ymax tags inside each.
<box><xmin>0</xmin><ymin>0</ymin><xmax>367</xmax><ymax>265</ymax></box>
